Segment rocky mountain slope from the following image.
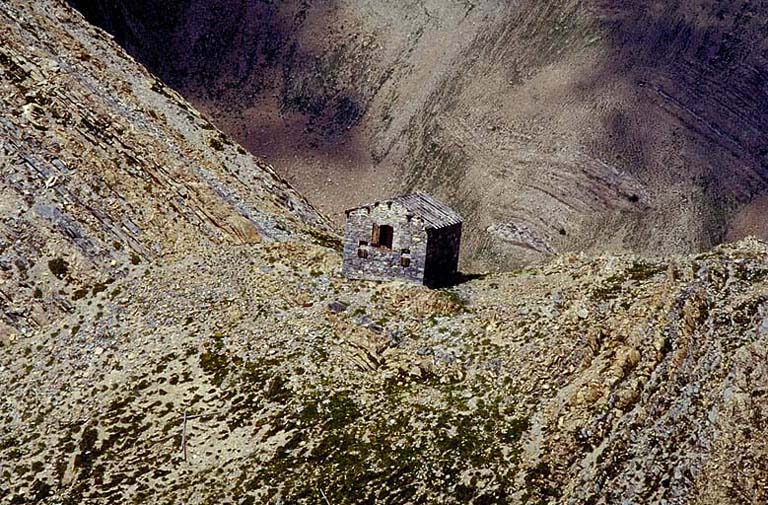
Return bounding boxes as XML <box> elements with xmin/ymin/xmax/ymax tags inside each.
<box><xmin>3</xmin><ymin>232</ymin><xmax>768</xmax><ymax>504</ymax></box>
<box><xmin>2</xmin><ymin>1</ymin><xmax>768</xmax><ymax>504</ymax></box>
<box><xmin>66</xmin><ymin>0</ymin><xmax>768</xmax><ymax>271</ymax></box>
<box><xmin>0</xmin><ymin>0</ymin><xmax>330</xmax><ymax>342</ymax></box>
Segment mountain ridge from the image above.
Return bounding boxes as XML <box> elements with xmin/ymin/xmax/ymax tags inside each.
<box><xmin>66</xmin><ymin>0</ymin><xmax>768</xmax><ymax>271</ymax></box>
<box><xmin>0</xmin><ymin>0</ymin><xmax>332</xmax><ymax>341</ymax></box>
<box><xmin>1</xmin><ymin>1</ymin><xmax>767</xmax><ymax>504</ymax></box>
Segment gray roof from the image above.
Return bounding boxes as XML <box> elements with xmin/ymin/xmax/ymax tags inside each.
<box><xmin>347</xmin><ymin>192</ymin><xmax>462</xmax><ymax>230</ymax></box>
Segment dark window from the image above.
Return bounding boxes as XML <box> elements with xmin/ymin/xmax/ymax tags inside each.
<box><xmin>379</xmin><ymin>225</ymin><xmax>393</xmax><ymax>249</ymax></box>
<box><xmin>371</xmin><ymin>224</ymin><xmax>394</xmax><ymax>249</ymax></box>
<box><xmin>358</xmin><ymin>240</ymin><xmax>368</xmax><ymax>246</ymax></box>
<box><xmin>357</xmin><ymin>248</ymin><xmax>368</xmax><ymax>259</ymax></box>
<box><xmin>400</xmin><ymin>248</ymin><xmax>411</xmax><ymax>267</ymax></box>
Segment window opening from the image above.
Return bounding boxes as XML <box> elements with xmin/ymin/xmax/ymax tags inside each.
<box><xmin>371</xmin><ymin>224</ymin><xmax>394</xmax><ymax>249</ymax></box>
<box><xmin>400</xmin><ymin>248</ymin><xmax>411</xmax><ymax>267</ymax></box>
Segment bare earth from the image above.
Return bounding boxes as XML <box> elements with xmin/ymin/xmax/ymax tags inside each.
<box><xmin>1</xmin><ymin>2</ymin><xmax>768</xmax><ymax>504</ymax></box>
<box><xmin>68</xmin><ymin>0</ymin><xmax>768</xmax><ymax>272</ymax></box>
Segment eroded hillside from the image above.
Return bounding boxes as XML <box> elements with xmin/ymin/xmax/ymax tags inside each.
<box><xmin>2</xmin><ymin>2</ymin><xmax>768</xmax><ymax>505</ymax></box>
<box><xmin>3</xmin><ymin>233</ymin><xmax>768</xmax><ymax>503</ymax></box>
<box><xmin>67</xmin><ymin>0</ymin><xmax>768</xmax><ymax>271</ymax></box>
<box><xmin>0</xmin><ymin>0</ymin><xmax>330</xmax><ymax>342</ymax></box>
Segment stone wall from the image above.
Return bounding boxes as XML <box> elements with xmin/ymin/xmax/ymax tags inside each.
<box><xmin>342</xmin><ymin>201</ymin><xmax>428</xmax><ymax>284</ymax></box>
<box><xmin>342</xmin><ymin>202</ymin><xmax>462</xmax><ymax>286</ymax></box>
<box><xmin>424</xmin><ymin>224</ymin><xmax>462</xmax><ymax>287</ymax></box>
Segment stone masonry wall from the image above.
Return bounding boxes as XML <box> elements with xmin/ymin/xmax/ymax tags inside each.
<box><xmin>424</xmin><ymin>224</ymin><xmax>462</xmax><ymax>287</ymax></box>
<box><xmin>342</xmin><ymin>201</ymin><xmax>428</xmax><ymax>283</ymax></box>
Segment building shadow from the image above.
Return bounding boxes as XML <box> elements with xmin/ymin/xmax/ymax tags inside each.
<box><xmin>428</xmin><ymin>271</ymin><xmax>488</xmax><ymax>289</ymax></box>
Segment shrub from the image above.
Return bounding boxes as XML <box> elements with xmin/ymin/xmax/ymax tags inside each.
<box><xmin>48</xmin><ymin>257</ymin><xmax>69</xmax><ymax>279</ymax></box>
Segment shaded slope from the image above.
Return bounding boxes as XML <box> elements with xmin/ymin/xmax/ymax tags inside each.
<box><xmin>67</xmin><ymin>0</ymin><xmax>768</xmax><ymax>271</ymax></box>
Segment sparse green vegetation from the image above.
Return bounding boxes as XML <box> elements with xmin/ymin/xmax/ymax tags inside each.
<box><xmin>209</xmin><ymin>137</ymin><xmax>224</xmax><ymax>151</ymax></box>
<box><xmin>4</xmin><ymin>1</ymin><xmax>768</xmax><ymax>502</ymax></box>
<box><xmin>48</xmin><ymin>257</ymin><xmax>69</xmax><ymax>279</ymax></box>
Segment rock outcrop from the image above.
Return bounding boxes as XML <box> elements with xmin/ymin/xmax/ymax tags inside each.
<box><xmin>1</xmin><ymin>2</ymin><xmax>767</xmax><ymax>504</ymax></box>
<box><xmin>67</xmin><ymin>0</ymin><xmax>768</xmax><ymax>271</ymax></box>
<box><xmin>0</xmin><ymin>0</ymin><xmax>330</xmax><ymax>340</ymax></box>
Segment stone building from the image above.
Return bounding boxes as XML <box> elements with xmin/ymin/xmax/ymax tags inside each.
<box><xmin>342</xmin><ymin>193</ymin><xmax>462</xmax><ymax>287</ymax></box>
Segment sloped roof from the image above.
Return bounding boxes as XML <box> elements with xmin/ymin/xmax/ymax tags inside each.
<box><xmin>346</xmin><ymin>192</ymin><xmax>462</xmax><ymax>230</ymax></box>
